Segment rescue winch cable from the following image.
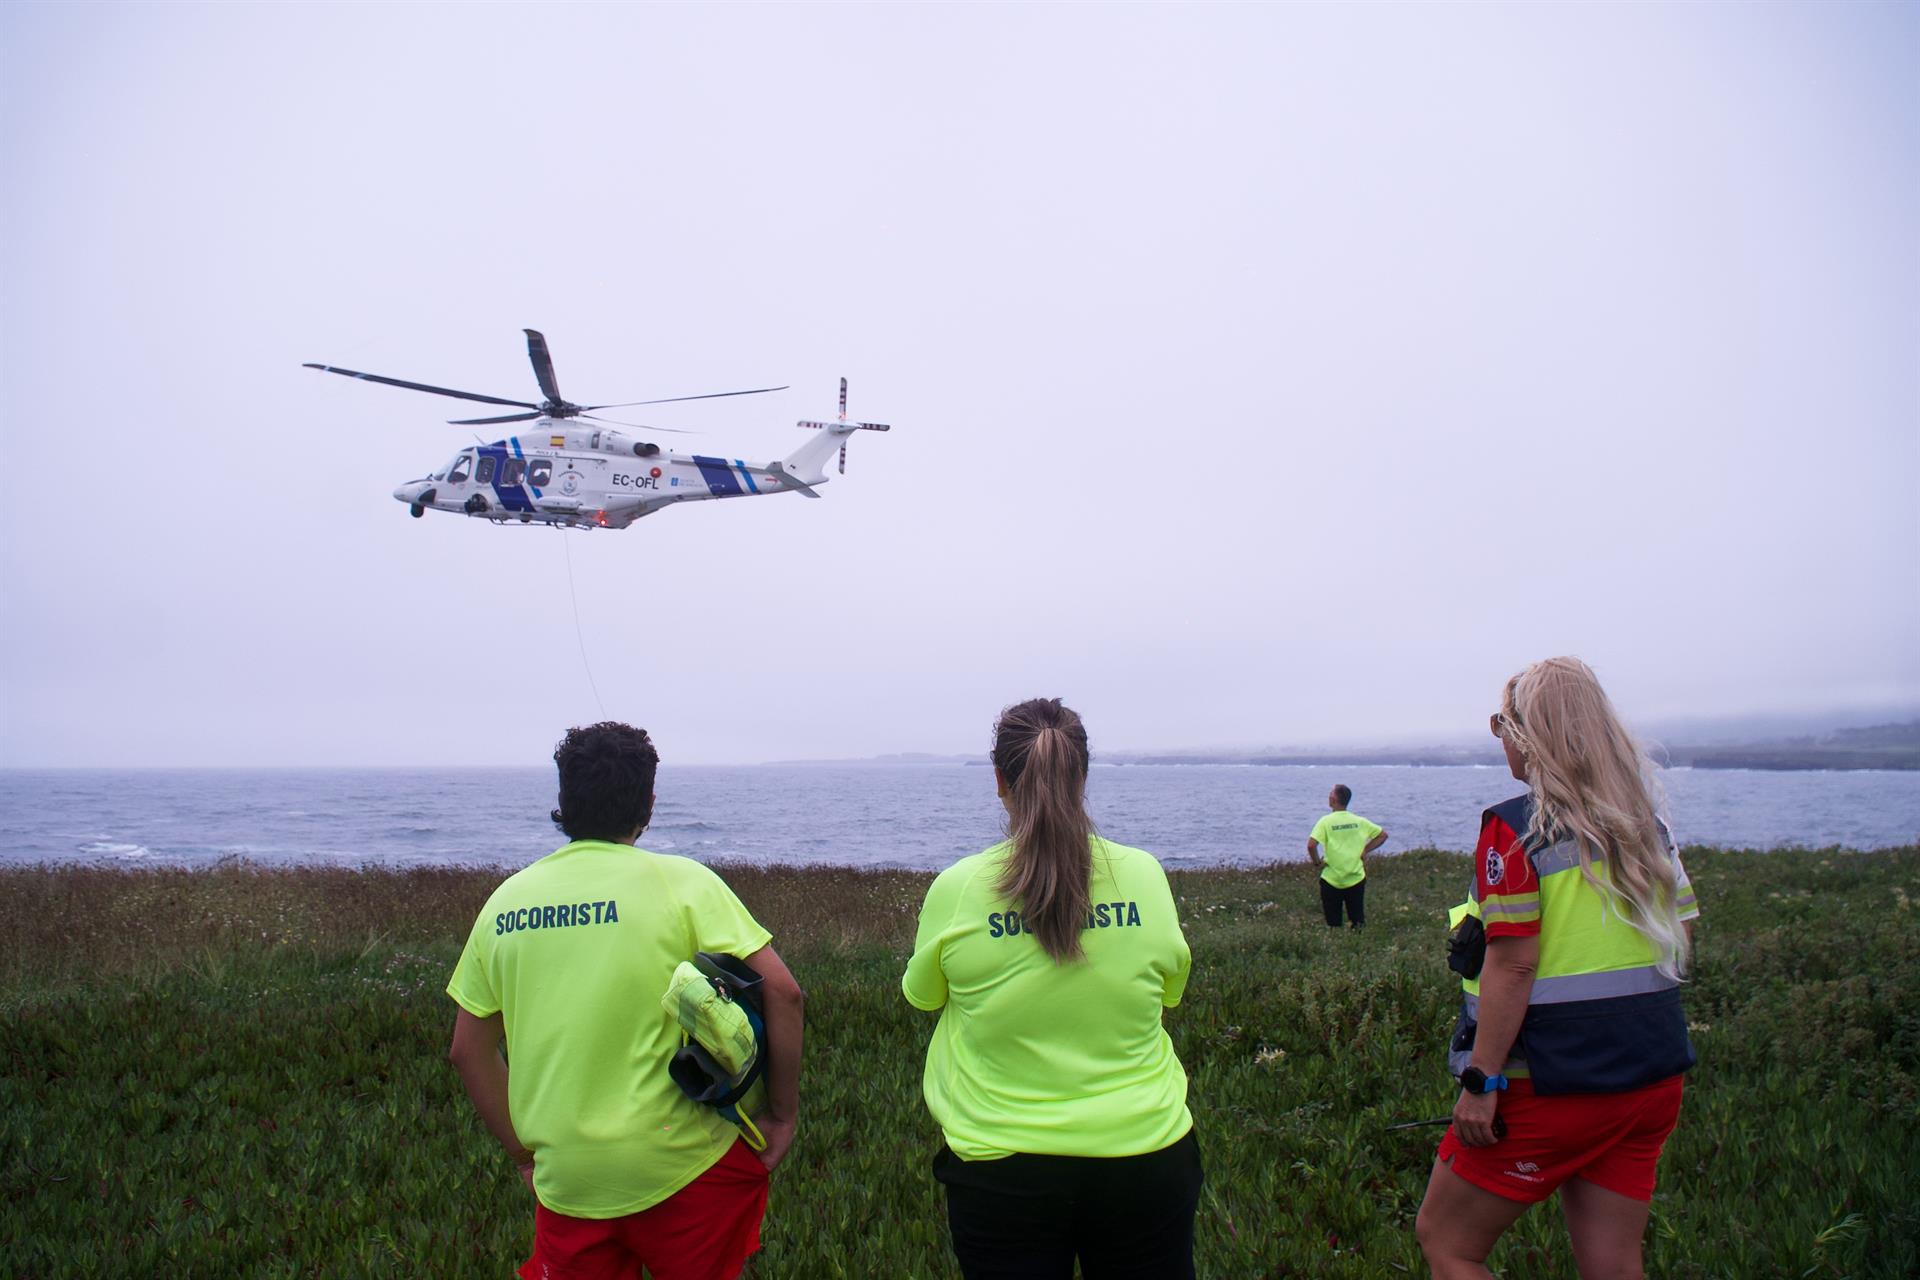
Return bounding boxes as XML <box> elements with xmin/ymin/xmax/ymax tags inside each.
<box><xmin>558</xmin><ymin>527</ymin><xmax>608</xmax><ymax>718</ymax></box>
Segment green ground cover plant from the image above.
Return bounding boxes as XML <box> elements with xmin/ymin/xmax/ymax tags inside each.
<box><xmin>3</xmin><ymin>848</ymin><xmax>1916</xmax><ymax>1277</ymax></box>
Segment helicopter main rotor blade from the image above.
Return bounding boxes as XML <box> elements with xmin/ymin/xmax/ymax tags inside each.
<box><xmin>524</xmin><ymin>329</ymin><xmax>564</xmax><ymax>405</ymax></box>
<box><xmin>448</xmin><ymin>411</ymin><xmax>544</xmax><ymax>425</ymax></box>
<box><xmin>577</xmin><ymin>413</ymin><xmax>698</xmax><ymax>434</ymax></box>
<box><xmin>303</xmin><ymin>363</ymin><xmax>540</xmax><ymax>410</ymax></box>
<box><xmin>582</xmin><ymin>385</ymin><xmax>789</xmax><ymax>410</ymax></box>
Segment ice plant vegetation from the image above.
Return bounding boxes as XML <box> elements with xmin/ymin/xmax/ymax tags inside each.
<box><xmin>2</xmin><ymin>849</ymin><xmax>1916</xmax><ymax>1277</ymax></box>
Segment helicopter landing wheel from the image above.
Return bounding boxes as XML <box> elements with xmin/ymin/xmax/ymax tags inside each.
<box><xmin>410</xmin><ymin>503</ymin><xmax>425</xmax><ymax>518</ymax></box>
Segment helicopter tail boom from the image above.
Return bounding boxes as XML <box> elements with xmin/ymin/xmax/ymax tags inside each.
<box><xmin>780</xmin><ymin>419</ymin><xmax>860</xmax><ymax>484</ymax></box>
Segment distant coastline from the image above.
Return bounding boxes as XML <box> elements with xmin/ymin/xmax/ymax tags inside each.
<box><xmin>1115</xmin><ymin>746</ymin><xmax>1918</xmax><ymax>772</ymax></box>
<box><xmin>783</xmin><ymin>721</ymin><xmax>1920</xmax><ymax>772</ymax></box>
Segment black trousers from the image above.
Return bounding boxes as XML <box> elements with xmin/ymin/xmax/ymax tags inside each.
<box><xmin>934</xmin><ymin>1130</ymin><xmax>1204</xmax><ymax>1279</ymax></box>
<box><xmin>1320</xmin><ymin>877</ymin><xmax>1366</xmax><ymax>928</ymax></box>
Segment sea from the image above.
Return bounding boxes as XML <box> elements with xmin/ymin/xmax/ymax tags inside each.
<box><xmin>2</xmin><ymin>764</ymin><xmax>1916</xmax><ymax>872</ymax></box>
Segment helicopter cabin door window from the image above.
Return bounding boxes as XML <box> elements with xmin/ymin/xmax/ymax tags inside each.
<box><xmin>447</xmin><ymin>452</ymin><xmax>474</xmax><ymax>485</ymax></box>
<box><xmin>475</xmin><ymin>455</ymin><xmax>497</xmax><ymax>486</ymax></box>
<box><xmin>502</xmin><ymin>458</ymin><xmax>527</xmax><ymax>486</ymax></box>
<box><xmin>528</xmin><ymin>459</ymin><xmax>553</xmax><ymax>488</ymax></box>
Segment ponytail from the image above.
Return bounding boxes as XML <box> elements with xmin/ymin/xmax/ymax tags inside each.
<box><xmin>992</xmin><ymin>698</ymin><xmax>1095</xmax><ymax>963</ymax></box>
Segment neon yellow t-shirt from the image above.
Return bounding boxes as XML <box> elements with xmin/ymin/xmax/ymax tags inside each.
<box><xmin>902</xmin><ymin>837</ymin><xmax>1193</xmax><ymax>1161</ymax></box>
<box><xmin>446</xmin><ymin>840</ymin><xmax>772</xmax><ymax>1218</ymax></box>
<box><xmin>1309</xmin><ymin>810</ymin><xmax>1381</xmax><ymax>888</ymax></box>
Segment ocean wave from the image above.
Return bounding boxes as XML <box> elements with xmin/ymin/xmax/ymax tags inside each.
<box><xmin>4</xmin><ymin>766</ymin><xmax>1910</xmax><ymax>869</ymax></box>
<box><xmin>79</xmin><ymin>841</ymin><xmax>149</xmax><ymax>859</ymax></box>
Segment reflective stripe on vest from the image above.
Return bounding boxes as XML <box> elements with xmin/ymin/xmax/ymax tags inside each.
<box><xmin>1462</xmin><ymin>964</ymin><xmax>1678</xmax><ymax>1021</ymax></box>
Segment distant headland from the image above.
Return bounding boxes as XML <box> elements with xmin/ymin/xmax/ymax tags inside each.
<box><xmin>776</xmin><ymin>721</ymin><xmax>1920</xmax><ymax>772</ymax></box>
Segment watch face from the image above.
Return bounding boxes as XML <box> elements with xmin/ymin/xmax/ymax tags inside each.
<box><xmin>1461</xmin><ymin>1068</ymin><xmax>1487</xmax><ymax>1093</ymax></box>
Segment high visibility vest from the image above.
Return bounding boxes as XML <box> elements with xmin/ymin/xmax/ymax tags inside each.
<box><xmin>1449</xmin><ymin>794</ymin><xmax>1697</xmax><ymax>1094</ymax></box>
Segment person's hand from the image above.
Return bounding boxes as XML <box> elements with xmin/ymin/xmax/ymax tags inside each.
<box><xmin>513</xmin><ymin>1150</ymin><xmax>536</xmax><ymax>1194</ymax></box>
<box><xmin>1451</xmin><ymin>1088</ymin><xmax>1501</xmax><ymax>1147</ymax></box>
<box><xmin>754</xmin><ymin>1115</ymin><xmax>797</xmax><ymax>1173</ymax></box>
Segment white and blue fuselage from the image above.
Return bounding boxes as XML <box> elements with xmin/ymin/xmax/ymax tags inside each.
<box><xmin>392</xmin><ymin>418</ymin><xmax>869</xmax><ymax>529</ymax></box>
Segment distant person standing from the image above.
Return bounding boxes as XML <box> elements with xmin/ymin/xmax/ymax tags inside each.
<box><xmin>1307</xmin><ymin>784</ymin><xmax>1388</xmax><ymax>928</ymax></box>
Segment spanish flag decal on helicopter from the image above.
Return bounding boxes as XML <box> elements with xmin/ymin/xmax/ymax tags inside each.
<box><xmin>550</xmin><ymin>435</ymin><xmax>566</xmax><ymax>447</ymax></box>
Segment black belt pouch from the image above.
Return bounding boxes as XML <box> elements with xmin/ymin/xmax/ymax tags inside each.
<box><xmin>1519</xmin><ymin>987</ymin><xmax>1696</xmax><ymax>1096</ymax></box>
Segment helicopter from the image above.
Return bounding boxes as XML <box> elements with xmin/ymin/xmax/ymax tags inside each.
<box><xmin>304</xmin><ymin>330</ymin><xmax>890</xmax><ymax>529</ymax></box>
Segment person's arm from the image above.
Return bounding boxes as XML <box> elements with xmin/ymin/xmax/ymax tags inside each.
<box><xmin>1305</xmin><ymin>837</ymin><xmax>1323</xmax><ymax>870</ymax></box>
<box><xmin>744</xmin><ymin>944</ymin><xmax>804</xmax><ymax>1173</ymax></box>
<box><xmin>903</xmin><ymin>865</ymin><xmax>960</xmax><ymax>1011</ymax></box>
<box><xmin>1450</xmin><ymin>933</ymin><xmax>1538</xmax><ymax>1146</ymax></box>
<box><xmin>1158</xmin><ymin>862</ymin><xmax>1193</xmax><ymax>1009</ymax></box>
<box><xmin>1671</xmin><ymin>835</ymin><xmax>1701</xmax><ymax>965</ymax></box>
<box><xmin>448</xmin><ymin>1008</ymin><xmax>534</xmax><ymax>1190</ymax></box>
<box><xmin>1363</xmin><ymin>829</ymin><xmax>1389</xmax><ymax>857</ymax></box>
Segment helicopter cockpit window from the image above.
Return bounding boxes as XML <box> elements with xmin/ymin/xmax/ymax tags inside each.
<box><xmin>448</xmin><ymin>453</ymin><xmax>473</xmax><ymax>484</ymax></box>
<box><xmin>475</xmin><ymin>455</ymin><xmax>497</xmax><ymax>486</ymax></box>
<box><xmin>528</xmin><ymin>459</ymin><xmax>553</xmax><ymax>487</ymax></box>
<box><xmin>502</xmin><ymin>458</ymin><xmax>526</xmax><ymax>486</ymax></box>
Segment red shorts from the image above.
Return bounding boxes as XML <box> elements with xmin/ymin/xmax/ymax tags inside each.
<box><xmin>1437</xmin><ymin>1075</ymin><xmax>1684</xmax><ymax>1204</ymax></box>
<box><xmin>519</xmin><ymin>1140</ymin><xmax>769</xmax><ymax>1280</ymax></box>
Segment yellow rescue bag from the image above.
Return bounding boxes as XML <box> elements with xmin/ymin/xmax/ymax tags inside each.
<box><xmin>658</xmin><ymin>952</ymin><xmax>768</xmax><ymax>1150</ymax></box>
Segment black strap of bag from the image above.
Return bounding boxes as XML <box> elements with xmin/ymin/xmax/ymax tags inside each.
<box><xmin>666</xmin><ymin>952</ymin><xmax>768</xmax><ymax>1109</ymax></box>
<box><xmin>1447</xmin><ymin>914</ymin><xmax>1486</xmax><ymax>980</ymax></box>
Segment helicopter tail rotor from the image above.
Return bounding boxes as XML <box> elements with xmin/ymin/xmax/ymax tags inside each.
<box><xmin>794</xmin><ymin>377</ymin><xmax>889</xmax><ymax>479</ymax></box>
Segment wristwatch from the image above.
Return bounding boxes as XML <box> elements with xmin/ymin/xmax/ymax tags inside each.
<box><xmin>1459</xmin><ymin>1067</ymin><xmax>1508</xmax><ymax>1095</ymax></box>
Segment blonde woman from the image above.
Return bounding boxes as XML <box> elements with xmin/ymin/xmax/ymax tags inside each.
<box><xmin>1416</xmin><ymin>658</ymin><xmax>1701</xmax><ymax>1280</ymax></box>
<box><xmin>903</xmin><ymin>698</ymin><xmax>1201</xmax><ymax>1279</ymax></box>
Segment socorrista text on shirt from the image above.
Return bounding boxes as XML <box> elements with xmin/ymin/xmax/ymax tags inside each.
<box><xmin>987</xmin><ymin>900</ymin><xmax>1143</xmax><ymax>937</ymax></box>
<box><xmin>494</xmin><ymin>899</ymin><xmax>621</xmax><ymax>934</ymax></box>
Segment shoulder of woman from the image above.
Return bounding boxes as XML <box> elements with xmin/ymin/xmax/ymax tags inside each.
<box><xmin>927</xmin><ymin>844</ymin><xmax>1008</xmax><ymax>894</ymax></box>
<box><xmin>1481</xmin><ymin>793</ymin><xmax>1532</xmax><ymax>838</ymax></box>
<box><xmin>1090</xmin><ymin>837</ymin><xmax>1168</xmax><ymax>874</ymax></box>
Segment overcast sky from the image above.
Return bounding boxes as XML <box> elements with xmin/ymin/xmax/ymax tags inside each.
<box><xmin>1</xmin><ymin>1</ymin><xmax>1914</xmax><ymax>767</ymax></box>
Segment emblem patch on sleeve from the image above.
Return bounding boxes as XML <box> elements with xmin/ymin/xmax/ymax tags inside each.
<box><xmin>1484</xmin><ymin>849</ymin><xmax>1505</xmax><ymax>885</ymax></box>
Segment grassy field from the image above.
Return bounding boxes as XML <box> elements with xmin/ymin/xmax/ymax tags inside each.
<box><xmin>3</xmin><ymin>847</ymin><xmax>1916</xmax><ymax>1278</ymax></box>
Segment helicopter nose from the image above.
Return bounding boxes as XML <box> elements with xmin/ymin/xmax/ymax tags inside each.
<box><xmin>394</xmin><ymin>481</ymin><xmax>430</xmax><ymax>505</ymax></box>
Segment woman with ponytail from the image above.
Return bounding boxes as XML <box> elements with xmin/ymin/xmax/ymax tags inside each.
<box><xmin>1416</xmin><ymin>659</ymin><xmax>1701</xmax><ymax>1280</ymax></box>
<box><xmin>903</xmin><ymin>698</ymin><xmax>1201</xmax><ymax>1279</ymax></box>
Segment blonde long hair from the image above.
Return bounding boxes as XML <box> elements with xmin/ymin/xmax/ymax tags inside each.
<box><xmin>1499</xmin><ymin>658</ymin><xmax>1690</xmax><ymax>978</ymax></box>
<box><xmin>991</xmin><ymin>698</ymin><xmax>1095</xmax><ymax>963</ymax></box>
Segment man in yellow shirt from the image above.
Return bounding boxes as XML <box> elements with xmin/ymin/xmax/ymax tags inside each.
<box><xmin>1307</xmin><ymin>783</ymin><xmax>1388</xmax><ymax>929</ymax></box>
<box><xmin>446</xmin><ymin>722</ymin><xmax>804</xmax><ymax>1280</ymax></box>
